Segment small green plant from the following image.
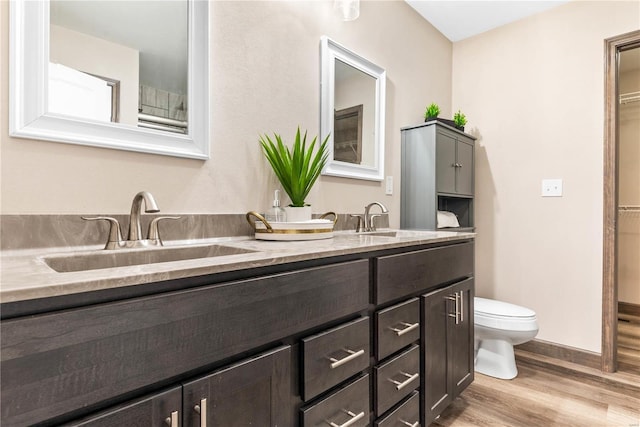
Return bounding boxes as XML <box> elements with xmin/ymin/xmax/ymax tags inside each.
<box><xmin>259</xmin><ymin>127</ymin><xmax>329</xmax><ymax>207</ymax></box>
<box><xmin>453</xmin><ymin>110</ymin><xmax>467</xmax><ymax>128</ymax></box>
<box><xmin>424</xmin><ymin>103</ymin><xmax>440</xmax><ymax>120</ymax></box>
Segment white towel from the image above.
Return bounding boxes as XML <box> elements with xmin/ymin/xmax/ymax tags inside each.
<box><xmin>437</xmin><ymin>210</ymin><xmax>460</xmax><ymax>228</ymax></box>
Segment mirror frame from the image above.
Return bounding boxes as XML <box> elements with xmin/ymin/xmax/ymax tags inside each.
<box><xmin>9</xmin><ymin>0</ymin><xmax>210</xmax><ymax>160</ymax></box>
<box><xmin>320</xmin><ymin>36</ymin><xmax>386</xmax><ymax>181</ymax></box>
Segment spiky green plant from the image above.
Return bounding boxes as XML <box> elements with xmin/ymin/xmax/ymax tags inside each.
<box><xmin>453</xmin><ymin>110</ymin><xmax>467</xmax><ymax>127</ymax></box>
<box><xmin>259</xmin><ymin>128</ymin><xmax>329</xmax><ymax>207</ymax></box>
<box><xmin>425</xmin><ymin>103</ymin><xmax>440</xmax><ymax>120</ymax></box>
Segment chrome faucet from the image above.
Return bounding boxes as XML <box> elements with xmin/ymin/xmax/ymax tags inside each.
<box><xmin>350</xmin><ymin>201</ymin><xmax>389</xmax><ymax>232</ymax></box>
<box><xmin>128</xmin><ymin>191</ymin><xmax>160</xmax><ymax>241</ymax></box>
<box><xmin>83</xmin><ymin>191</ymin><xmax>179</xmax><ymax>249</ymax></box>
<box><xmin>364</xmin><ymin>201</ymin><xmax>389</xmax><ymax>232</ymax></box>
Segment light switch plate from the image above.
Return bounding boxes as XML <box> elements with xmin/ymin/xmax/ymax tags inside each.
<box><xmin>385</xmin><ymin>176</ymin><xmax>393</xmax><ymax>195</ymax></box>
<box><xmin>542</xmin><ymin>179</ymin><xmax>563</xmax><ymax>197</ymax></box>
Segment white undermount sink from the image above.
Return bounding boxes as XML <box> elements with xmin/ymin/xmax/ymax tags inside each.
<box><xmin>43</xmin><ymin>244</ymin><xmax>257</xmax><ymax>273</ymax></box>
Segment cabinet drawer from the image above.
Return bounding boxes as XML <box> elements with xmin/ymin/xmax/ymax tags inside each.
<box><xmin>301</xmin><ymin>374</ymin><xmax>370</xmax><ymax>427</ymax></box>
<box><xmin>1</xmin><ymin>260</ymin><xmax>369</xmax><ymax>427</ymax></box>
<box><xmin>374</xmin><ymin>391</ymin><xmax>420</xmax><ymax>427</ymax></box>
<box><xmin>376</xmin><ymin>298</ymin><xmax>420</xmax><ymax>361</ymax></box>
<box><xmin>302</xmin><ymin>317</ymin><xmax>370</xmax><ymax>401</ymax></box>
<box><xmin>374</xmin><ymin>345</ymin><xmax>420</xmax><ymax>416</ymax></box>
<box><xmin>375</xmin><ymin>242</ymin><xmax>474</xmax><ymax>304</ymax></box>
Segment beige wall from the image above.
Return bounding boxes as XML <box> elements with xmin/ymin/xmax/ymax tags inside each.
<box><xmin>50</xmin><ymin>24</ymin><xmax>139</xmax><ymax>125</ymax></box>
<box><xmin>1</xmin><ymin>0</ymin><xmax>451</xmax><ymax>218</ymax></box>
<box><xmin>618</xmin><ymin>64</ymin><xmax>640</xmax><ymax>305</ymax></box>
<box><xmin>452</xmin><ymin>1</ymin><xmax>640</xmax><ymax>353</ymax></box>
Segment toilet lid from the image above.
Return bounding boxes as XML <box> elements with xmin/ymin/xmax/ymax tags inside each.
<box><xmin>474</xmin><ymin>297</ymin><xmax>536</xmax><ymax>318</ymax></box>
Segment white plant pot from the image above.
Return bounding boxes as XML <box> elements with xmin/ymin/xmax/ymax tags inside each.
<box><xmin>283</xmin><ymin>205</ymin><xmax>312</xmax><ymax>222</ymax></box>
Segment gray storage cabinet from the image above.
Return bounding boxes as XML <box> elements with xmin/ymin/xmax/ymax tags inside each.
<box><xmin>401</xmin><ymin>121</ymin><xmax>476</xmax><ymax>231</ymax></box>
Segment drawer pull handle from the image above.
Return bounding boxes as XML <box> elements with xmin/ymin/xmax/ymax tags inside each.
<box><xmin>328</xmin><ymin>410</ymin><xmax>365</xmax><ymax>427</ymax></box>
<box><xmin>329</xmin><ymin>348</ymin><xmax>365</xmax><ymax>369</ymax></box>
<box><xmin>194</xmin><ymin>398</ymin><xmax>207</xmax><ymax>427</ymax></box>
<box><xmin>389</xmin><ymin>322</ymin><xmax>419</xmax><ymax>336</ymax></box>
<box><xmin>389</xmin><ymin>371</ymin><xmax>419</xmax><ymax>390</ymax></box>
<box><xmin>165</xmin><ymin>410</ymin><xmax>179</xmax><ymax>427</ymax></box>
<box><xmin>400</xmin><ymin>420</ymin><xmax>419</xmax><ymax>427</ymax></box>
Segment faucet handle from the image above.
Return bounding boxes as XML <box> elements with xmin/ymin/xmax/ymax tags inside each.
<box><xmin>82</xmin><ymin>216</ymin><xmax>123</xmax><ymax>250</ymax></box>
<box><xmin>349</xmin><ymin>214</ymin><xmax>365</xmax><ymax>233</ymax></box>
<box><xmin>147</xmin><ymin>216</ymin><xmax>181</xmax><ymax>244</ymax></box>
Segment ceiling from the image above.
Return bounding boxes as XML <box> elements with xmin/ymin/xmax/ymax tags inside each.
<box><xmin>405</xmin><ymin>0</ymin><xmax>570</xmax><ymax>42</ymax></box>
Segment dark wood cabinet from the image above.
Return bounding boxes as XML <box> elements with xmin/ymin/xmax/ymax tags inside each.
<box><xmin>300</xmin><ymin>374</ymin><xmax>370</xmax><ymax>427</ymax></box>
<box><xmin>401</xmin><ymin>121</ymin><xmax>476</xmax><ymax>231</ymax></box>
<box><xmin>183</xmin><ymin>346</ymin><xmax>292</xmax><ymax>427</ymax></box>
<box><xmin>63</xmin><ymin>387</ymin><xmax>182</xmax><ymax>427</ymax></box>
<box><xmin>302</xmin><ymin>317</ymin><xmax>370</xmax><ymax>401</ymax></box>
<box><xmin>64</xmin><ymin>346</ymin><xmax>292</xmax><ymax>427</ymax></box>
<box><xmin>422</xmin><ymin>278</ymin><xmax>474</xmax><ymax>425</ymax></box>
<box><xmin>1</xmin><ymin>239</ymin><xmax>475</xmax><ymax>427</ymax></box>
<box><xmin>0</xmin><ymin>260</ymin><xmax>367</xmax><ymax>427</ymax></box>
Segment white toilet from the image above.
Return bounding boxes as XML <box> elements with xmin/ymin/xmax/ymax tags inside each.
<box><xmin>474</xmin><ymin>297</ymin><xmax>538</xmax><ymax>380</ymax></box>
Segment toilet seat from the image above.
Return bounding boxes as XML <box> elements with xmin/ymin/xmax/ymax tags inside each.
<box><xmin>475</xmin><ymin>297</ymin><xmax>538</xmax><ymax>331</ymax></box>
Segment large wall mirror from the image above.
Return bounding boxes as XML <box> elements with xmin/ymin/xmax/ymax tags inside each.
<box><xmin>9</xmin><ymin>0</ymin><xmax>209</xmax><ymax>159</ymax></box>
<box><xmin>320</xmin><ymin>36</ymin><xmax>386</xmax><ymax>181</ymax></box>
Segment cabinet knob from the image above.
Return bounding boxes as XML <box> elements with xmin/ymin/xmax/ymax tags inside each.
<box><xmin>400</xmin><ymin>420</ymin><xmax>419</xmax><ymax>427</ymax></box>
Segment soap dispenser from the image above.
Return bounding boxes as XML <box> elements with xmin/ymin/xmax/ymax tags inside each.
<box><xmin>265</xmin><ymin>190</ymin><xmax>287</xmax><ymax>222</ymax></box>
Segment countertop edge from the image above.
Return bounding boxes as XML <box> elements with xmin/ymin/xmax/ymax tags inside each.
<box><xmin>0</xmin><ymin>230</ymin><xmax>475</xmax><ymax>304</ymax></box>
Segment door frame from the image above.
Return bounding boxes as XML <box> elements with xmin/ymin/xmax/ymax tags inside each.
<box><xmin>602</xmin><ymin>29</ymin><xmax>640</xmax><ymax>373</ymax></box>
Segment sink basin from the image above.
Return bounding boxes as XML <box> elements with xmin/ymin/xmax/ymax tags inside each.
<box><xmin>43</xmin><ymin>244</ymin><xmax>257</xmax><ymax>273</ymax></box>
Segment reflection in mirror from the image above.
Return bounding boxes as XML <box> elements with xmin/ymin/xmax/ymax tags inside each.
<box><xmin>49</xmin><ymin>0</ymin><xmax>188</xmax><ymax>133</ymax></box>
<box><xmin>334</xmin><ymin>59</ymin><xmax>376</xmax><ymax>166</ymax></box>
<box><xmin>320</xmin><ymin>36</ymin><xmax>386</xmax><ymax>181</ymax></box>
<box><xmin>9</xmin><ymin>0</ymin><xmax>209</xmax><ymax>159</ymax></box>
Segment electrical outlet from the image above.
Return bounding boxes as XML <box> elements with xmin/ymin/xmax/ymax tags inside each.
<box><xmin>542</xmin><ymin>179</ymin><xmax>563</xmax><ymax>197</ymax></box>
<box><xmin>385</xmin><ymin>176</ymin><xmax>393</xmax><ymax>195</ymax></box>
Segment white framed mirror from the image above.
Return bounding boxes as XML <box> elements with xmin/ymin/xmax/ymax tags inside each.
<box><xmin>9</xmin><ymin>0</ymin><xmax>210</xmax><ymax>160</ymax></box>
<box><xmin>320</xmin><ymin>36</ymin><xmax>386</xmax><ymax>181</ymax></box>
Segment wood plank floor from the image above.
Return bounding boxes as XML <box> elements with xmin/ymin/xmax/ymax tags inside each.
<box><xmin>434</xmin><ymin>358</ymin><xmax>640</xmax><ymax>427</ymax></box>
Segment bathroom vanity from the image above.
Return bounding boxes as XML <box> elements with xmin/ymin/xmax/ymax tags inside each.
<box><xmin>0</xmin><ymin>230</ymin><xmax>474</xmax><ymax>426</ymax></box>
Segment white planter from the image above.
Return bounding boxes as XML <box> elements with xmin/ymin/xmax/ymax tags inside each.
<box><xmin>284</xmin><ymin>205</ymin><xmax>312</xmax><ymax>222</ymax></box>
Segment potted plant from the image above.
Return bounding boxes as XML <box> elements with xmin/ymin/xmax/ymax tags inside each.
<box><xmin>259</xmin><ymin>127</ymin><xmax>329</xmax><ymax>222</ymax></box>
<box><xmin>424</xmin><ymin>103</ymin><xmax>440</xmax><ymax>122</ymax></box>
<box><xmin>453</xmin><ymin>110</ymin><xmax>467</xmax><ymax>131</ymax></box>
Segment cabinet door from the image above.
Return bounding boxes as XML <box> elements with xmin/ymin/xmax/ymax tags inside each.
<box><xmin>450</xmin><ymin>278</ymin><xmax>474</xmax><ymax>397</ymax></box>
<box><xmin>422</xmin><ymin>279</ymin><xmax>475</xmax><ymax>425</ymax></box>
<box><xmin>456</xmin><ymin>140</ymin><xmax>474</xmax><ymax>196</ymax></box>
<box><xmin>64</xmin><ymin>387</ymin><xmax>182</xmax><ymax>427</ymax></box>
<box><xmin>436</xmin><ymin>131</ymin><xmax>457</xmax><ymax>194</ymax></box>
<box><xmin>421</xmin><ymin>286</ymin><xmax>452</xmax><ymax>426</ymax></box>
<box><xmin>183</xmin><ymin>346</ymin><xmax>292</xmax><ymax>427</ymax></box>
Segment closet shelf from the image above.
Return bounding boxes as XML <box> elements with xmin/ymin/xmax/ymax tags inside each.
<box><xmin>619</xmin><ymin>205</ymin><xmax>640</xmax><ymax>217</ymax></box>
<box><xmin>620</xmin><ymin>91</ymin><xmax>640</xmax><ymax>104</ymax></box>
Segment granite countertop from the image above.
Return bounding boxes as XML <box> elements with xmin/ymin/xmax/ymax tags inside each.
<box><xmin>0</xmin><ymin>229</ymin><xmax>475</xmax><ymax>303</ymax></box>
